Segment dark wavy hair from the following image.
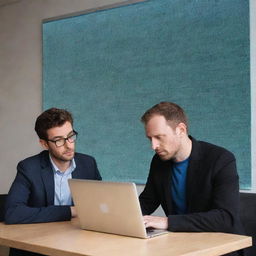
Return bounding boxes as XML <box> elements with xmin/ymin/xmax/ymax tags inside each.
<box><xmin>35</xmin><ymin>108</ymin><xmax>73</xmax><ymax>140</ymax></box>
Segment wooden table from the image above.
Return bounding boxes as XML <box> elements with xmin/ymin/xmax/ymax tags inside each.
<box><xmin>0</xmin><ymin>221</ymin><xmax>252</xmax><ymax>256</ymax></box>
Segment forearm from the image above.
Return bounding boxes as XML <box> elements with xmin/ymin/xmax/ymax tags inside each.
<box><xmin>5</xmin><ymin>205</ymin><xmax>71</xmax><ymax>224</ymax></box>
<box><xmin>168</xmin><ymin>209</ymin><xmax>234</xmax><ymax>232</ymax></box>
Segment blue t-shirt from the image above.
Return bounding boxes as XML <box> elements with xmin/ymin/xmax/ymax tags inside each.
<box><xmin>171</xmin><ymin>158</ymin><xmax>189</xmax><ymax>214</ymax></box>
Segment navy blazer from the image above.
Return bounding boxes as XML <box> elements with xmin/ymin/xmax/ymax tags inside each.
<box><xmin>139</xmin><ymin>136</ymin><xmax>244</xmax><ymax>235</ymax></box>
<box><xmin>5</xmin><ymin>150</ymin><xmax>101</xmax><ymax>224</ymax></box>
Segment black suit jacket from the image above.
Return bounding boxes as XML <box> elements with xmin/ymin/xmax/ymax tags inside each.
<box><xmin>5</xmin><ymin>150</ymin><xmax>101</xmax><ymax>224</ymax></box>
<box><xmin>139</xmin><ymin>136</ymin><xmax>244</xmax><ymax>235</ymax></box>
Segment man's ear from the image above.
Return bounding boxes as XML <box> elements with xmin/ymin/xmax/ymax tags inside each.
<box><xmin>39</xmin><ymin>139</ymin><xmax>49</xmax><ymax>150</ymax></box>
<box><xmin>176</xmin><ymin>123</ymin><xmax>187</xmax><ymax>136</ymax></box>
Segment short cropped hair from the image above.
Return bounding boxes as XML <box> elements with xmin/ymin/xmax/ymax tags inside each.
<box><xmin>141</xmin><ymin>102</ymin><xmax>188</xmax><ymax>129</ymax></box>
<box><xmin>35</xmin><ymin>108</ymin><xmax>73</xmax><ymax>140</ymax></box>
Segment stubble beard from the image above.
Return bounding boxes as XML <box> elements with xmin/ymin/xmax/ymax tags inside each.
<box><xmin>51</xmin><ymin>149</ymin><xmax>75</xmax><ymax>163</ymax></box>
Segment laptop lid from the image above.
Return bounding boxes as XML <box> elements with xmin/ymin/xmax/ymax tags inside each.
<box><xmin>68</xmin><ymin>179</ymin><xmax>167</xmax><ymax>238</ymax></box>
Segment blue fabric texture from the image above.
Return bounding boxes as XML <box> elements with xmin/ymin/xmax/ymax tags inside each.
<box><xmin>171</xmin><ymin>158</ymin><xmax>189</xmax><ymax>214</ymax></box>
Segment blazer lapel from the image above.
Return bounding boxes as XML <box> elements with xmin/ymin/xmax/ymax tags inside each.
<box><xmin>71</xmin><ymin>154</ymin><xmax>80</xmax><ymax>179</ymax></box>
<box><xmin>40</xmin><ymin>151</ymin><xmax>55</xmax><ymax>205</ymax></box>
<box><xmin>186</xmin><ymin>158</ymin><xmax>200</xmax><ymax>211</ymax></box>
<box><xmin>186</xmin><ymin>136</ymin><xmax>202</xmax><ymax>212</ymax></box>
<box><xmin>162</xmin><ymin>160</ymin><xmax>174</xmax><ymax>214</ymax></box>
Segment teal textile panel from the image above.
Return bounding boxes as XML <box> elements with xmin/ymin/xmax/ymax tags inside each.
<box><xmin>43</xmin><ymin>0</ymin><xmax>250</xmax><ymax>189</ymax></box>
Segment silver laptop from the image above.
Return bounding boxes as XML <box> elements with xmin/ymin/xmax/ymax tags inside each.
<box><xmin>68</xmin><ymin>179</ymin><xmax>168</xmax><ymax>239</ymax></box>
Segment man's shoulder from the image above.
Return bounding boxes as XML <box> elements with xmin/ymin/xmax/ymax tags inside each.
<box><xmin>19</xmin><ymin>150</ymin><xmax>47</xmax><ymax>162</ymax></box>
<box><xmin>198</xmin><ymin>140</ymin><xmax>233</xmax><ymax>154</ymax></box>
<box><xmin>193</xmin><ymin>137</ymin><xmax>235</xmax><ymax>161</ymax></box>
<box><xmin>15</xmin><ymin>151</ymin><xmax>50</xmax><ymax>178</ymax></box>
<box><xmin>73</xmin><ymin>153</ymin><xmax>99</xmax><ymax>175</ymax></box>
<box><xmin>18</xmin><ymin>151</ymin><xmax>49</xmax><ymax>168</ymax></box>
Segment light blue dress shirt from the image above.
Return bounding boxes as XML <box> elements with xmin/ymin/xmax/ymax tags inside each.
<box><xmin>49</xmin><ymin>155</ymin><xmax>76</xmax><ymax>206</ymax></box>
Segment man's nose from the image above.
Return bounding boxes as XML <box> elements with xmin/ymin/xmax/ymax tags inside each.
<box><xmin>151</xmin><ymin>138</ymin><xmax>159</xmax><ymax>151</ymax></box>
<box><xmin>64</xmin><ymin>139</ymin><xmax>73</xmax><ymax>148</ymax></box>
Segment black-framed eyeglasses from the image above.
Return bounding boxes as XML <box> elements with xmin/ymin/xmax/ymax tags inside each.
<box><xmin>47</xmin><ymin>130</ymin><xmax>78</xmax><ymax>147</ymax></box>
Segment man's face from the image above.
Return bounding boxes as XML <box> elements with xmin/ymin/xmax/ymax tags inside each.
<box><xmin>40</xmin><ymin>121</ymin><xmax>75</xmax><ymax>164</ymax></box>
<box><xmin>145</xmin><ymin>115</ymin><xmax>182</xmax><ymax>161</ymax></box>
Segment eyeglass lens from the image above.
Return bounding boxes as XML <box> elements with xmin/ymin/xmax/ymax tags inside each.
<box><xmin>55</xmin><ymin>133</ymin><xmax>77</xmax><ymax>147</ymax></box>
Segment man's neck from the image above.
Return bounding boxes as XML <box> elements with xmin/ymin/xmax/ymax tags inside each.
<box><xmin>174</xmin><ymin>136</ymin><xmax>192</xmax><ymax>163</ymax></box>
<box><xmin>51</xmin><ymin>157</ymin><xmax>71</xmax><ymax>172</ymax></box>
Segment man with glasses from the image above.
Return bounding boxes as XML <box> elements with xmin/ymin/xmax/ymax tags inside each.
<box><xmin>5</xmin><ymin>108</ymin><xmax>102</xmax><ymax>226</ymax></box>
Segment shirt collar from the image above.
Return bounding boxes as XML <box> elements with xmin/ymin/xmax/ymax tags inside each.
<box><xmin>49</xmin><ymin>154</ymin><xmax>76</xmax><ymax>174</ymax></box>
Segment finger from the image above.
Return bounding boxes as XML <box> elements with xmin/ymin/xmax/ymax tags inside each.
<box><xmin>143</xmin><ymin>215</ymin><xmax>152</xmax><ymax>221</ymax></box>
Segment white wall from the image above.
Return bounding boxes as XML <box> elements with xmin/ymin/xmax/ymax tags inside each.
<box><xmin>0</xmin><ymin>0</ymin><xmax>131</xmax><ymax>194</ymax></box>
<box><xmin>0</xmin><ymin>0</ymin><xmax>255</xmax><ymax>195</ymax></box>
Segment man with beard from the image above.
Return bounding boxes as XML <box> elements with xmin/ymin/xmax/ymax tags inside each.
<box><xmin>139</xmin><ymin>102</ymin><xmax>244</xmax><ymax>256</ymax></box>
<box><xmin>5</xmin><ymin>108</ymin><xmax>101</xmax><ymax>256</ymax></box>
<box><xmin>5</xmin><ymin>108</ymin><xmax>101</xmax><ymax>224</ymax></box>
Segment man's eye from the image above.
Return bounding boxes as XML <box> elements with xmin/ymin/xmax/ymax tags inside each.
<box><xmin>54</xmin><ymin>139</ymin><xmax>63</xmax><ymax>143</ymax></box>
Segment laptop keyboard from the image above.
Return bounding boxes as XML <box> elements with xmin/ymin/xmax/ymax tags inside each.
<box><xmin>146</xmin><ymin>227</ymin><xmax>168</xmax><ymax>237</ymax></box>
